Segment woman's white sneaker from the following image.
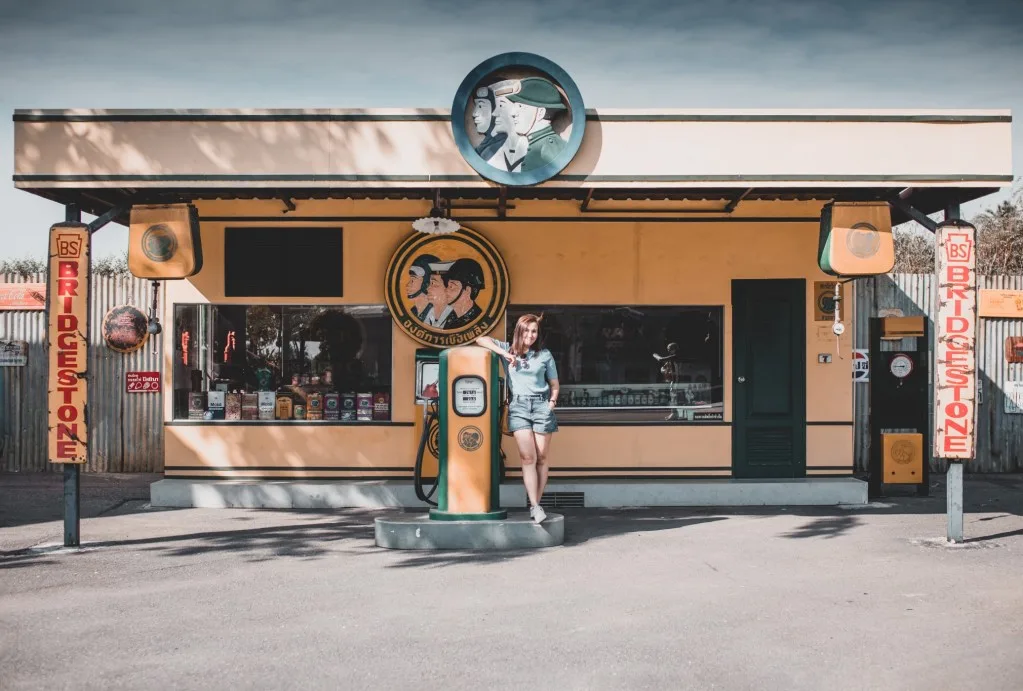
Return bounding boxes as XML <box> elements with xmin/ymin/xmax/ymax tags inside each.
<box><xmin>531</xmin><ymin>505</ymin><xmax>547</xmax><ymax>523</ymax></box>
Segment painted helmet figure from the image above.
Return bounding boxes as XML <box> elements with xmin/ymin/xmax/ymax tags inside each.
<box><xmin>506</xmin><ymin>77</ymin><xmax>568</xmax><ymax>172</ymax></box>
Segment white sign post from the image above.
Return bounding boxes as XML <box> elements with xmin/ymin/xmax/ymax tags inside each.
<box><xmin>934</xmin><ymin>219</ymin><xmax>978</xmax><ymax>543</ymax></box>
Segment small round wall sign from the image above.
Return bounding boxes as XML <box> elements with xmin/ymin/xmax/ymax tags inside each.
<box><xmin>102</xmin><ymin>305</ymin><xmax>150</xmax><ymax>353</ymax></box>
<box><xmin>890</xmin><ymin>354</ymin><xmax>914</xmax><ymax>379</ymax></box>
<box><xmin>451</xmin><ymin>52</ymin><xmax>586</xmax><ymax>187</ymax></box>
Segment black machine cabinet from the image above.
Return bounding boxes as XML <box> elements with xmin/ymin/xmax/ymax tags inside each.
<box><xmin>868</xmin><ymin>317</ymin><xmax>930</xmax><ymax>498</ymax></box>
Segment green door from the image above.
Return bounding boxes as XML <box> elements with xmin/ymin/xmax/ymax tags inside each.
<box><xmin>732</xmin><ymin>279</ymin><xmax>806</xmax><ymax>478</ymax></box>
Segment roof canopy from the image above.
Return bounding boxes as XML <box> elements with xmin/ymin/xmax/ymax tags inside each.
<box><xmin>13</xmin><ymin>108</ymin><xmax>1012</xmax><ymax>223</ymax></box>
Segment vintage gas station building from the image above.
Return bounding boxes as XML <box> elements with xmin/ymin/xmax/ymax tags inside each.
<box><xmin>13</xmin><ymin>54</ymin><xmax>1013</xmax><ymax>508</ymax></box>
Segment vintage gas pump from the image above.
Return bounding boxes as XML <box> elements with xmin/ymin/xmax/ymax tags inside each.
<box><xmin>868</xmin><ymin>316</ymin><xmax>930</xmax><ymax>498</ymax></box>
<box><xmin>429</xmin><ymin>345</ymin><xmax>507</xmax><ymax>520</ymax></box>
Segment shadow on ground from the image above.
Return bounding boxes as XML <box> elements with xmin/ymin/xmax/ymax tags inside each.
<box><xmin>2</xmin><ymin>474</ymin><xmax>1021</xmax><ymax>570</ymax></box>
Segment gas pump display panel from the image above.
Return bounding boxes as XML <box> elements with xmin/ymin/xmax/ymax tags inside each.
<box><xmin>452</xmin><ymin>376</ymin><xmax>487</xmax><ymax>417</ymax></box>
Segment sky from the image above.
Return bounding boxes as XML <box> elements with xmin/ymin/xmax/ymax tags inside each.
<box><xmin>1</xmin><ymin>0</ymin><xmax>1021</xmax><ymax>260</ymax></box>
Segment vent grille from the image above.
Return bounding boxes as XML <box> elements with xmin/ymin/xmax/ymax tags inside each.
<box><xmin>747</xmin><ymin>427</ymin><xmax>793</xmax><ymax>464</ymax></box>
<box><xmin>529</xmin><ymin>492</ymin><xmax>585</xmax><ymax>509</ymax></box>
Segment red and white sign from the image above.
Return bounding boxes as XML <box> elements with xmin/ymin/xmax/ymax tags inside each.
<box><xmin>852</xmin><ymin>349</ymin><xmax>869</xmax><ymax>382</ymax></box>
<box><xmin>126</xmin><ymin>371</ymin><xmax>161</xmax><ymax>393</ymax></box>
<box><xmin>0</xmin><ymin>283</ymin><xmax>45</xmax><ymax>310</ymax></box>
<box><xmin>934</xmin><ymin>221</ymin><xmax>977</xmax><ymax>459</ymax></box>
<box><xmin>47</xmin><ymin>223</ymin><xmax>90</xmax><ymax>464</ymax></box>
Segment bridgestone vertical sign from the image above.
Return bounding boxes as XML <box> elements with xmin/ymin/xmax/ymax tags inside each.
<box><xmin>934</xmin><ymin>220</ymin><xmax>977</xmax><ymax>459</ymax></box>
<box><xmin>47</xmin><ymin>223</ymin><xmax>90</xmax><ymax>464</ymax></box>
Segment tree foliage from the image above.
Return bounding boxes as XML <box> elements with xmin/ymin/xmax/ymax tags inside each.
<box><xmin>893</xmin><ymin>229</ymin><xmax>936</xmax><ymax>273</ymax></box>
<box><xmin>0</xmin><ymin>253</ymin><xmax>131</xmax><ymax>277</ymax></box>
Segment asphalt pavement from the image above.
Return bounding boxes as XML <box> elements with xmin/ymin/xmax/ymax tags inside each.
<box><xmin>1</xmin><ymin>472</ymin><xmax>1022</xmax><ymax>691</ymax></box>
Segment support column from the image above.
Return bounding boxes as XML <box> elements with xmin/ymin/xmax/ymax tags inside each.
<box><xmin>946</xmin><ymin>462</ymin><xmax>964</xmax><ymax>542</ymax></box>
<box><xmin>943</xmin><ymin>202</ymin><xmax>965</xmax><ymax>544</ymax></box>
<box><xmin>63</xmin><ymin>203</ymin><xmax>81</xmax><ymax>548</ymax></box>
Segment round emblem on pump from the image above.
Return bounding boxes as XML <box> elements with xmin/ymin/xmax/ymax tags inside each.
<box><xmin>141</xmin><ymin>223</ymin><xmax>178</xmax><ymax>262</ymax></box>
<box><xmin>891</xmin><ymin>440</ymin><xmax>915</xmax><ymax>465</ymax></box>
<box><xmin>458</xmin><ymin>425</ymin><xmax>484</xmax><ymax>452</ymax></box>
<box><xmin>385</xmin><ymin>226</ymin><xmax>509</xmax><ymax>347</ymax></box>
<box><xmin>451</xmin><ymin>52</ymin><xmax>585</xmax><ymax>187</ymax></box>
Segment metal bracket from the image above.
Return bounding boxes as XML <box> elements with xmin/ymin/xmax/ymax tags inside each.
<box><xmin>87</xmin><ymin>205</ymin><xmax>129</xmax><ymax>234</ymax></box>
<box><xmin>280</xmin><ymin>197</ymin><xmax>296</xmax><ymax>214</ymax></box>
<box><xmin>889</xmin><ymin>196</ymin><xmax>937</xmax><ymax>233</ymax></box>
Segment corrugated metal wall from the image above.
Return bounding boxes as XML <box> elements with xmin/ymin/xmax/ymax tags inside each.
<box><xmin>1</xmin><ymin>272</ymin><xmax>164</xmax><ymax>473</ymax></box>
<box><xmin>855</xmin><ymin>274</ymin><xmax>1023</xmax><ymax>474</ymax></box>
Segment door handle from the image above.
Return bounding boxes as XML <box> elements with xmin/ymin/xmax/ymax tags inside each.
<box><xmin>737</xmin><ymin>376</ymin><xmax>746</xmax><ymax>383</ymax></box>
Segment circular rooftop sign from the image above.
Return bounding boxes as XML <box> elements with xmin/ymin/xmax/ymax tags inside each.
<box><xmin>451</xmin><ymin>52</ymin><xmax>585</xmax><ymax>187</ymax></box>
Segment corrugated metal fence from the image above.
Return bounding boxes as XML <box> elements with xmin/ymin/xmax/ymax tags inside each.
<box><xmin>855</xmin><ymin>275</ymin><xmax>1023</xmax><ymax>474</ymax></box>
<box><xmin>1</xmin><ymin>272</ymin><xmax>164</xmax><ymax>473</ymax></box>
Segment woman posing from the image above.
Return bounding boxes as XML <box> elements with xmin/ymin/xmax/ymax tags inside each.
<box><xmin>476</xmin><ymin>314</ymin><xmax>559</xmax><ymax>523</ymax></box>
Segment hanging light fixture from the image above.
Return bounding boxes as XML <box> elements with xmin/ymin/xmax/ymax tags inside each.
<box><xmin>412</xmin><ymin>205</ymin><xmax>459</xmax><ymax>235</ymax></box>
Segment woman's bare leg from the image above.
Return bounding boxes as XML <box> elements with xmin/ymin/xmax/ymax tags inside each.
<box><xmin>534</xmin><ymin>433</ymin><xmax>552</xmax><ymax>501</ymax></box>
<box><xmin>513</xmin><ymin>429</ymin><xmax>540</xmax><ymax>508</ymax></box>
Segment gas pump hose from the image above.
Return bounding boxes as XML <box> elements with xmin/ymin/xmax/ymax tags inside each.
<box><xmin>413</xmin><ymin>402</ymin><xmax>440</xmax><ymax>506</ymax></box>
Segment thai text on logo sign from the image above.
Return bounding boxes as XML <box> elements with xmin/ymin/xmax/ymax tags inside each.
<box><xmin>47</xmin><ymin>224</ymin><xmax>90</xmax><ymax>464</ymax></box>
<box><xmin>934</xmin><ymin>222</ymin><xmax>977</xmax><ymax>459</ymax></box>
<box><xmin>126</xmin><ymin>371</ymin><xmax>161</xmax><ymax>393</ymax></box>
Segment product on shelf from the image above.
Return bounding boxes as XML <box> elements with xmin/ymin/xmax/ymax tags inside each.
<box><xmin>225</xmin><ymin>392</ymin><xmax>242</xmax><ymax>421</ymax></box>
<box><xmin>373</xmin><ymin>392</ymin><xmax>390</xmax><ymax>421</ymax></box>
<box><xmin>241</xmin><ymin>393</ymin><xmax>258</xmax><ymax>420</ymax></box>
<box><xmin>340</xmin><ymin>393</ymin><xmax>356</xmax><ymax>421</ymax></box>
<box><xmin>324</xmin><ymin>393</ymin><xmax>340</xmax><ymax>420</ymax></box>
<box><xmin>258</xmin><ymin>391</ymin><xmax>275</xmax><ymax>420</ymax></box>
<box><xmin>276</xmin><ymin>395</ymin><xmax>293</xmax><ymax>420</ymax></box>
<box><xmin>307</xmin><ymin>392</ymin><xmax>323</xmax><ymax>421</ymax></box>
<box><xmin>207</xmin><ymin>391</ymin><xmax>226</xmax><ymax>420</ymax></box>
<box><xmin>188</xmin><ymin>392</ymin><xmax>206</xmax><ymax>420</ymax></box>
<box><xmin>356</xmin><ymin>393</ymin><xmax>373</xmax><ymax>421</ymax></box>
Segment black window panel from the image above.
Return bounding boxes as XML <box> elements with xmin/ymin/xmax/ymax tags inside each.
<box><xmin>506</xmin><ymin>305</ymin><xmax>724</xmax><ymax>423</ymax></box>
<box><xmin>225</xmin><ymin>227</ymin><xmax>342</xmax><ymax>297</ymax></box>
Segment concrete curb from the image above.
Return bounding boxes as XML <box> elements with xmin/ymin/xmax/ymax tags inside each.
<box><xmin>375</xmin><ymin>514</ymin><xmax>564</xmax><ymax>550</ymax></box>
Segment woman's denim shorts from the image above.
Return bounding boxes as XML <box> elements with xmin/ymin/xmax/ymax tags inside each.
<box><xmin>508</xmin><ymin>395</ymin><xmax>559</xmax><ymax>434</ymax></box>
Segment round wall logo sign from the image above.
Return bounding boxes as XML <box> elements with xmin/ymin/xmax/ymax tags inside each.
<box><xmin>458</xmin><ymin>426</ymin><xmax>484</xmax><ymax>452</ymax></box>
<box><xmin>141</xmin><ymin>224</ymin><xmax>178</xmax><ymax>262</ymax></box>
<box><xmin>385</xmin><ymin>226</ymin><xmax>509</xmax><ymax>347</ymax></box>
<box><xmin>451</xmin><ymin>52</ymin><xmax>585</xmax><ymax>187</ymax></box>
<box><xmin>102</xmin><ymin>305</ymin><xmax>150</xmax><ymax>353</ymax></box>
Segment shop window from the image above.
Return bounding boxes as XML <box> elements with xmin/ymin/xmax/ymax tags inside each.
<box><xmin>224</xmin><ymin>227</ymin><xmax>343</xmax><ymax>297</ymax></box>
<box><xmin>506</xmin><ymin>306</ymin><xmax>724</xmax><ymax>423</ymax></box>
<box><xmin>172</xmin><ymin>304</ymin><xmax>391</xmax><ymax>422</ymax></box>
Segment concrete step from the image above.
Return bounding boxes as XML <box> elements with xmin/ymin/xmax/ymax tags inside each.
<box><xmin>151</xmin><ymin>477</ymin><xmax>867</xmax><ymax>509</ymax></box>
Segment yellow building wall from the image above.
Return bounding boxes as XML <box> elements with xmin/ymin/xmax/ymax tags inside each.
<box><xmin>163</xmin><ymin>199</ymin><xmax>854</xmax><ymax>479</ymax></box>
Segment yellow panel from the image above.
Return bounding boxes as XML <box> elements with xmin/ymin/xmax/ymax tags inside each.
<box><xmin>882</xmin><ymin>316</ymin><xmax>925</xmax><ymax>338</ymax></box>
<box><xmin>443</xmin><ymin>347</ymin><xmax>494</xmax><ymax>514</ymax></box>
<box><xmin>883</xmin><ymin>433</ymin><xmax>924</xmax><ymax>484</ymax></box>
<box><xmin>807</xmin><ymin>426</ymin><xmax>853</xmax><ymax>472</ymax></box>
<box><xmin>129</xmin><ymin>204</ymin><xmax>202</xmax><ymax>279</ymax></box>
<box><xmin>822</xmin><ymin>202</ymin><xmax>895</xmax><ymax>276</ymax></box>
